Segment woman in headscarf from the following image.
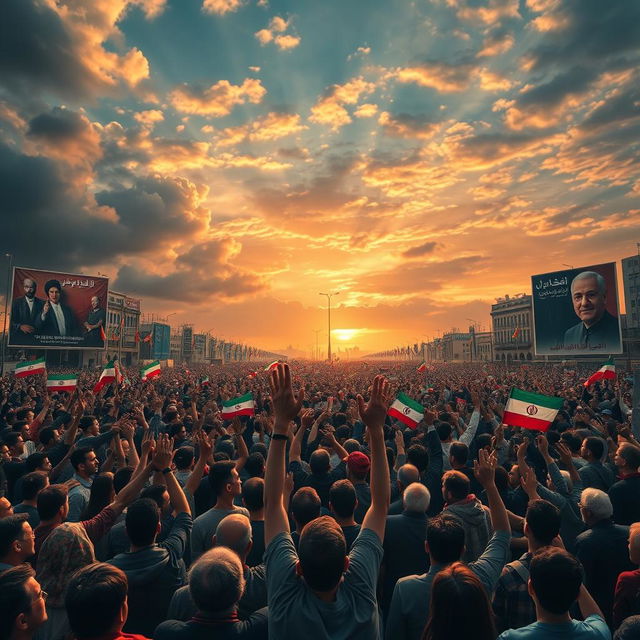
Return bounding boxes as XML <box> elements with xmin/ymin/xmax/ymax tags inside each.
<box><xmin>35</xmin><ymin>522</ymin><xmax>95</xmax><ymax>640</ymax></box>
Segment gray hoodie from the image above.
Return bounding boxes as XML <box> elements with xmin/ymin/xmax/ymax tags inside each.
<box><xmin>446</xmin><ymin>497</ymin><xmax>490</xmax><ymax>562</ymax></box>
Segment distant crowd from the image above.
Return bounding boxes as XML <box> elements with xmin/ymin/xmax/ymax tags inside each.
<box><xmin>0</xmin><ymin>359</ymin><xmax>639</xmax><ymax>640</ymax></box>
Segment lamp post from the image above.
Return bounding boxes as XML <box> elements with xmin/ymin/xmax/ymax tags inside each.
<box><xmin>313</xmin><ymin>329</ymin><xmax>321</xmax><ymax>360</ymax></box>
<box><xmin>319</xmin><ymin>291</ymin><xmax>339</xmax><ymax>362</ymax></box>
<box><xmin>1</xmin><ymin>253</ymin><xmax>14</xmax><ymax>377</ymax></box>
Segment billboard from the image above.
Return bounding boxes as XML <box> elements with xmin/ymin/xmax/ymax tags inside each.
<box><xmin>9</xmin><ymin>267</ymin><xmax>109</xmax><ymax>350</ymax></box>
<box><xmin>151</xmin><ymin>322</ymin><xmax>171</xmax><ymax>361</ymax></box>
<box><xmin>532</xmin><ymin>262</ymin><xmax>622</xmax><ymax>356</ymax></box>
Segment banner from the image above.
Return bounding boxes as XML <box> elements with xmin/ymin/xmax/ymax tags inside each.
<box><xmin>9</xmin><ymin>267</ymin><xmax>109</xmax><ymax>350</ymax></box>
<box><xmin>531</xmin><ymin>262</ymin><xmax>622</xmax><ymax>356</ymax></box>
<box><xmin>633</xmin><ymin>372</ymin><xmax>640</xmax><ymax>442</ymax></box>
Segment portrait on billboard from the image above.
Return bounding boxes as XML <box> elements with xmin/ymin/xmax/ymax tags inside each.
<box><xmin>532</xmin><ymin>262</ymin><xmax>622</xmax><ymax>356</ymax></box>
<box><xmin>9</xmin><ymin>267</ymin><xmax>109</xmax><ymax>349</ymax></box>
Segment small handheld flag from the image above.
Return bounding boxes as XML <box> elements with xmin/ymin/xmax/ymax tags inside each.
<box><xmin>221</xmin><ymin>393</ymin><xmax>255</xmax><ymax>419</ymax></box>
<box><xmin>417</xmin><ymin>362</ymin><xmax>427</xmax><ymax>373</ymax></box>
<box><xmin>94</xmin><ymin>360</ymin><xmax>117</xmax><ymax>393</ymax></box>
<box><xmin>388</xmin><ymin>393</ymin><xmax>424</xmax><ymax>429</ymax></box>
<box><xmin>14</xmin><ymin>358</ymin><xmax>46</xmax><ymax>378</ymax></box>
<box><xmin>583</xmin><ymin>357</ymin><xmax>616</xmax><ymax>387</ymax></box>
<box><xmin>141</xmin><ymin>361</ymin><xmax>161</xmax><ymax>381</ymax></box>
<box><xmin>46</xmin><ymin>374</ymin><xmax>77</xmax><ymax>393</ymax></box>
<box><xmin>264</xmin><ymin>361</ymin><xmax>279</xmax><ymax>372</ymax></box>
<box><xmin>503</xmin><ymin>388</ymin><xmax>563</xmax><ymax>432</ymax></box>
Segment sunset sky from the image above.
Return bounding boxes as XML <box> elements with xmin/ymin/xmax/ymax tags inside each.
<box><xmin>1</xmin><ymin>0</ymin><xmax>639</xmax><ymax>356</ymax></box>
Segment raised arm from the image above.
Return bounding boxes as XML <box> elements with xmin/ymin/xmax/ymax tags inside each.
<box><xmin>154</xmin><ymin>434</ymin><xmax>191</xmax><ymax>516</ymax></box>
<box><xmin>359</xmin><ymin>375</ymin><xmax>391</xmax><ymax>541</ymax></box>
<box><xmin>185</xmin><ymin>430</ymin><xmax>213</xmax><ymax>497</ymax></box>
<box><xmin>289</xmin><ymin>411</ymin><xmax>310</xmax><ymax>464</ymax></box>
<box><xmin>230</xmin><ymin>417</ymin><xmax>249</xmax><ymax>472</ymax></box>
<box><xmin>474</xmin><ymin>449</ymin><xmax>510</xmax><ymax>534</ymax></box>
<box><xmin>264</xmin><ymin>363</ymin><xmax>304</xmax><ymax>546</ymax></box>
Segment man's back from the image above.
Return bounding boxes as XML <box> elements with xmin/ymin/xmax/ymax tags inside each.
<box><xmin>191</xmin><ymin>505</ymin><xmax>249</xmax><ymax>562</ymax></box>
<box><xmin>109</xmin><ymin>512</ymin><xmax>192</xmax><ymax>637</ymax></box>
<box><xmin>381</xmin><ymin>511</ymin><xmax>429</xmax><ymax>614</ymax></box>
<box><xmin>579</xmin><ymin>462</ymin><xmax>614</xmax><ymax>492</ymax></box>
<box><xmin>492</xmin><ymin>552</ymin><xmax>535</xmax><ymax>633</ymax></box>
<box><xmin>608</xmin><ymin>474</ymin><xmax>640</xmax><ymax>526</ymax></box>
<box><xmin>155</xmin><ymin>608</ymin><xmax>268</xmax><ymax>640</ymax></box>
<box><xmin>497</xmin><ymin>614</ymin><xmax>610</xmax><ymax>639</ymax></box>
<box><xmin>575</xmin><ymin>520</ymin><xmax>632</xmax><ymax>626</ymax></box>
<box><xmin>264</xmin><ymin>528</ymin><xmax>383</xmax><ymax>639</ymax></box>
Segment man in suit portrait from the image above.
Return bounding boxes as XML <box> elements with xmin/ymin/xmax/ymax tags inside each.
<box><xmin>35</xmin><ymin>279</ymin><xmax>77</xmax><ymax>337</ymax></box>
<box><xmin>563</xmin><ymin>271</ymin><xmax>620</xmax><ymax>351</ymax></box>
<box><xmin>10</xmin><ymin>278</ymin><xmax>44</xmax><ymax>345</ymax></box>
<box><xmin>83</xmin><ymin>295</ymin><xmax>106</xmax><ymax>346</ymax></box>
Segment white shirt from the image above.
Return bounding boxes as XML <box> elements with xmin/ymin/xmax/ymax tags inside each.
<box><xmin>25</xmin><ymin>297</ymin><xmax>34</xmax><ymax>312</ymax></box>
<box><xmin>50</xmin><ymin>302</ymin><xmax>66</xmax><ymax>335</ymax></box>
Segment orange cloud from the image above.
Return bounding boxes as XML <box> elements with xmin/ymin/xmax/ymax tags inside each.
<box><xmin>309</xmin><ymin>76</ymin><xmax>376</xmax><ymax>130</ymax></box>
<box><xmin>396</xmin><ymin>62</ymin><xmax>474</xmax><ymax>93</ymax></box>
<box><xmin>448</xmin><ymin>0</ymin><xmax>521</xmax><ymax>24</ymax></box>
<box><xmin>214</xmin><ymin>112</ymin><xmax>307</xmax><ymax>147</ymax></box>
<box><xmin>169</xmin><ymin>78</ymin><xmax>267</xmax><ymax>116</ymax></box>
<box><xmin>202</xmin><ymin>0</ymin><xmax>244</xmax><ymax>15</ymax></box>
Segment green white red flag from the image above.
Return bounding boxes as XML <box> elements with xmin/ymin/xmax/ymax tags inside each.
<box><xmin>141</xmin><ymin>361</ymin><xmax>161</xmax><ymax>381</ymax></box>
<box><xmin>388</xmin><ymin>392</ymin><xmax>424</xmax><ymax>429</ymax></box>
<box><xmin>93</xmin><ymin>360</ymin><xmax>117</xmax><ymax>393</ymax></box>
<box><xmin>221</xmin><ymin>393</ymin><xmax>255</xmax><ymax>419</ymax></box>
<box><xmin>46</xmin><ymin>374</ymin><xmax>77</xmax><ymax>393</ymax></box>
<box><xmin>199</xmin><ymin>376</ymin><xmax>210</xmax><ymax>387</ymax></box>
<box><xmin>14</xmin><ymin>358</ymin><xmax>46</xmax><ymax>378</ymax></box>
<box><xmin>583</xmin><ymin>358</ymin><xmax>616</xmax><ymax>387</ymax></box>
<box><xmin>264</xmin><ymin>360</ymin><xmax>279</xmax><ymax>371</ymax></box>
<box><xmin>417</xmin><ymin>362</ymin><xmax>427</xmax><ymax>372</ymax></box>
<box><xmin>503</xmin><ymin>388</ymin><xmax>563</xmax><ymax>432</ymax></box>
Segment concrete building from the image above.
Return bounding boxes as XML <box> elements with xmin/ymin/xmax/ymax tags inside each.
<box><xmin>105</xmin><ymin>292</ymin><xmax>141</xmax><ymax>366</ymax></box>
<box><xmin>473</xmin><ymin>329</ymin><xmax>494</xmax><ymax>362</ymax></box>
<box><xmin>622</xmin><ymin>253</ymin><xmax>640</xmax><ymax>330</ymax></box>
<box><xmin>441</xmin><ymin>331</ymin><xmax>473</xmax><ymax>362</ymax></box>
<box><xmin>491</xmin><ymin>293</ymin><xmax>534</xmax><ymax>362</ymax></box>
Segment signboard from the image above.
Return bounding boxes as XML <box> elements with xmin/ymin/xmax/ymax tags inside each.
<box><xmin>532</xmin><ymin>262</ymin><xmax>622</xmax><ymax>356</ymax></box>
<box><xmin>9</xmin><ymin>267</ymin><xmax>109</xmax><ymax>349</ymax></box>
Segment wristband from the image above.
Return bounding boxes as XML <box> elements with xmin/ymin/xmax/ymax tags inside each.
<box><xmin>272</xmin><ymin>433</ymin><xmax>288</xmax><ymax>441</ymax></box>
<box><xmin>155</xmin><ymin>466</ymin><xmax>171</xmax><ymax>474</ymax></box>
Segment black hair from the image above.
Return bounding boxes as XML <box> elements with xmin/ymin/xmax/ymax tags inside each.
<box><xmin>125</xmin><ymin>498</ymin><xmax>160</xmax><ymax>547</ymax></box>
<box><xmin>529</xmin><ymin>547</ymin><xmax>583</xmax><ymax>615</ymax></box>
<box><xmin>426</xmin><ymin>513</ymin><xmax>466</xmax><ymax>564</ymax></box>
<box><xmin>241</xmin><ymin>477</ymin><xmax>264</xmax><ymax>512</ymax></box>
<box><xmin>0</xmin><ymin>564</ymin><xmax>36</xmax><ymax>639</ymax></box>
<box><xmin>0</xmin><ymin>514</ymin><xmax>29</xmax><ymax>558</ymax></box>
<box><xmin>329</xmin><ymin>479</ymin><xmax>357</xmax><ymax>518</ymax></box>
<box><xmin>207</xmin><ymin>461</ymin><xmax>236</xmax><ymax>498</ymax></box>
<box><xmin>525</xmin><ymin>499</ymin><xmax>561</xmax><ymax>545</ymax></box>
<box><xmin>21</xmin><ymin>472</ymin><xmax>48</xmax><ymax>501</ymax></box>
<box><xmin>37</xmin><ymin>485</ymin><xmax>68</xmax><ymax>521</ymax></box>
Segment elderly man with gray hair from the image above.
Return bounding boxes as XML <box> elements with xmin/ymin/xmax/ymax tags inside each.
<box><xmin>575</xmin><ymin>488</ymin><xmax>633</xmax><ymax>626</ymax></box>
<box><xmin>381</xmin><ymin>483</ymin><xmax>431</xmax><ymax>615</ymax></box>
<box><xmin>563</xmin><ymin>270</ymin><xmax>620</xmax><ymax>350</ymax></box>
<box><xmin>166</xmin><ymin>513</ymin><xmax>267</xmax><ymax>623</ymax></box>
<box><xmin>155</xmin><ymin>546</ymin><xmax>267</xmax><ymax>640</ymax></box>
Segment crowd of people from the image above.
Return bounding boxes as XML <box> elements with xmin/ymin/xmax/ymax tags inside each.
<box><xmin>0</xmin><ymin>358</ymin><xmax>638</xmax><ymax>640</ymax></box>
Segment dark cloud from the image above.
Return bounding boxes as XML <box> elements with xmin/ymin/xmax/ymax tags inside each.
<box><xmin>402</xmin><ymin>242</ymin><xmax>439</xmax><ymax>259</ymax></box>
<box><xmin>0</xmin><ymin>0</ymin><xmax>102</xmax><ymax>100</ymax></box>
<box><xmin>27</xmin><ymin>107</ymin><xmax>92</xmax><ymax>142</ymax></box>
<box><xmin>113</xmin><ymin>240</ymin><xmax>268</xmax><ymax>302</ymax></box>
<box><xmin>379</xmin><ymin>112</ymin><xmax>440</xmax><ymax>139</ymax></box>
<box><xmin>0</xmin><ymin>142</ymin><xmax>208</xmax><ymax>269</ymax></box>
<box><xmin>528</xmin><ymin>0</ymin><xmax>640</xmax><ymax>72</ymax></box>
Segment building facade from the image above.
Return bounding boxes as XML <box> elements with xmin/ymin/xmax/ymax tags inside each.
<box><xmin>622</xmin><ymin>253</ymin><xmax>640</xmax><ymax>330</ymax></box>
<box><xmin>491</xmin><ymin>294</ymin><xmax>534</xmax><ymax>362</ymax></box>
<box><xmin>105</xmin><ymin>292</ymin><xmax>141</xmax><ymax>366</ymax></box>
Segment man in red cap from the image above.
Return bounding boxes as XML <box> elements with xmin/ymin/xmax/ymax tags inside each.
<box><xmin>346</xmin><ymin>451</ymin><xmax>371</xmax><ymax>523</ymax></box>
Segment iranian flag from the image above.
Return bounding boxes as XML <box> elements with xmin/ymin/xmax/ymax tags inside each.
<box><xmin>417</xmin><ymin>362</ymin><xmax>427</xmax><ymax>373</ymax></box>
<box><xmin>199</xmin><ymin>376</ymin><xmax>210</xmax><ymax>387</ymax></box>
<box><xmin>583</xmin><ymin>357</ymin><xmax>616</xmax><ymax>387</ymax></box>
<box><xmin>503</xmin><ymin>388</ymin><xmax>563</xmax><ymax>432</ymax></box>
<box><xmin>14</xmin><ymin>358</ymin><xmax>46</xmax><ymax>378</ymax></box>
<box><xmin>141</xmin><ymin>361</ymin><xmax>161</xmax><ymax>381</ymax></box>
<box><xmin>388</xmin><ymin>392</ymin><xmax>424</xmax><ymax>429</ymax></box>
<box><xmin>93</xmin><ymin>360</ymin><xmax>117</xmax><ymax>393</ymax></box>
<box><xmin>221</xmin><ymin>393</ymin><xmax>255</xmax><ymax>419</ymax></box>
<box><xmin>264</xmin><ymin>360</ymin><xmax>279</xmax><ymax>372</ymax></box>
<box><xmin>46</xmin><ymin>374</ymin><xmax>77</xmax><ymax>393</ymax></box>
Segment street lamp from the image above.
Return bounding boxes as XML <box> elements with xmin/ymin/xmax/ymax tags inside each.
<box><xmin>319</xmin><ymin>291</ymin><xmax>339</xmax><ymax>362</ymax></box>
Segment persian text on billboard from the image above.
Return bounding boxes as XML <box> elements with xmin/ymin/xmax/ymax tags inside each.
<box><xmin>9</xmin><ymin>267</ymin><xmax>109</xmax><ymax>350</ymax></box>
<box><xmin>531</xmin><ymin>262</ymin><xmax>622</xmax><ymax>356</ymax></box>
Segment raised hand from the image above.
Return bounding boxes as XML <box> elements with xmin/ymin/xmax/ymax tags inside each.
<box><xmin>357</xmin><ymin>375</ymin><xmax>391</xmax><ymax>431</ymax></box>
<box><xmin>141</xmin><ymin>430</ymin><xmax>155</xmax><ymax>458</ymax></box>
<box><xmin>473</xmin><ymin>448</ymin><xmax>497</xmax><ymax>488</ymax></box>
<box><xmin>536</xmin><ymin>434</ymin><xmax>551</xmax><ymax>460</ymax></box>
<box><xmin>269</xmin><ymin>363</ymin><xmax>304</xmax><ymax>433</ymax></box>
<box><xmin>555</xmin><ymin>441</ymin><xmax>574</xmax><ymax>467</ymax></box>
<box><xmin>300</xmin><ymin>408</ymin><xmax>315</xmax><ymax>430</ymax></box>
<box><xmin>152</xmin><ymin>434</ymin><xmax>173</xmax><ymax>470</ymax></box>
<box><xmin>423</xmin><ymin>406</ymin><xmax>438</xmax><ymax>426</ymax></box>
<box><xmin>520</xmin><ymin>467</ymin><xmax>539</xmax><ymax>499</ymax></box>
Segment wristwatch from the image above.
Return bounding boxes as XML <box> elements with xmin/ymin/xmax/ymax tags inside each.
<box><xmin>272</xmin><ymin>433</ymin><xmax>288</xmax><ymax>441</ymax></box>
<box><xmin>155</xmin><ymin>467</ymin><xmax>172</xmax><ymax>474</ymax></box>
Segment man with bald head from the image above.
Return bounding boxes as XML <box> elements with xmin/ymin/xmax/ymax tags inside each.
<box><xmin>381</xmin><ymin>483</ymin><xmax>431</xmax><ymax>615</ymax></box>
<box><xmin>389</xmin><ymin>464</ymin><xmax>421</xmax><ymax>515</ymax></box>
<box><xmin>563</xmin><ymin>270</ymin><xmax>620</xmax><ymax>350</ymax></box>
<box><xmin>10</xmin><ymin>278</ymin><xmax>43</xmax><ymax>345</ymax></box>
<box><xmin>156</xmin><ymin>547</ymin><xmax>268</xmax><ymax>640</ymax></box>
<box><xmin>167</xmin><ymin>513</ymin><xmax>267</xmax><ymax>622</ymax></box>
